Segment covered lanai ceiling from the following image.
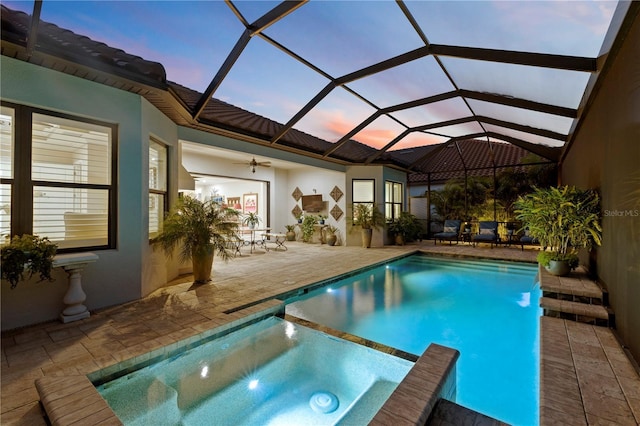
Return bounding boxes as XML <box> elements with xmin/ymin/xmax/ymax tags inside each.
<box><xmin>2</xmin><ymin>1</ymin><xmax>637</xmax><ymax>174</ymax></box>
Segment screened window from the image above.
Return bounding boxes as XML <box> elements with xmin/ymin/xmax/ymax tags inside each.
<box><xmin>385</xmin><ymin>181</ymin><xmax>403</xmax><ymax>221</ymax></box>
<box><xmin>149</xmin><ymin>138</ymin><xmax>167</xmax><ymax>239</ymax></box>
<box><xmin>0</xmin><ymin>102</ymin><xmax>116</xmax><ymax>250</ymax></box>
<box><xmin>352</xmin><ymin>179</ymin><xmax>374</xmax><ymax>223</ymax></box>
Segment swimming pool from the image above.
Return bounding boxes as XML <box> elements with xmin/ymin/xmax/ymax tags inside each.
<box><xmin>287</xmin><ymin>254</ymin><xmax>541</xmax><ymax>425</ymax></box>
<box><xmin>96</xmin><ymin>316</ymin><xmax>413</xmax><ymax>425</ymax></box>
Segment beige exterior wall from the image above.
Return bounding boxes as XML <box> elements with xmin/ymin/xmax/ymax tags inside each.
<box><xmin>561</xmin><ymin>12</ymin><xmax>640</xmax><ymax>361</ymax></box>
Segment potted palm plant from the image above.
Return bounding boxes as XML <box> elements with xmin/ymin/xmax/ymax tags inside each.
<box><xmin>388</xmin><ymin>212</ymin><xmax>422</xmax><ymax>245</ymax></box>
<box><xmin>352</xmin><ymin>203</ymin><xmax>385</xmax><ymax>248</ymax></box>
<box><xmin>326</xmin><ymin>225</ymin><xmax>339</xmax><ymax>246</ymax></box>
<box><xmin>285</xmin><ymin>224</ymin><xmax>297</xmax><ymax>241</ymax></box>
<box><xmin>514</xmin><ymin>185</ymin><xmax>602</xmax><ymax>276</ymax></box>
<box><xmin>1</xmin><ymin>234</ymin><xmax>58</xmax><ymax>289</ymax></box>
<box><xmin>242</xmin><ymin>212</ymin><xmax>261</xmax><ymax>229</ymax></box>
<box><xmin>153</xmin><ymin>196</ymin><xmax>239</xmax><ymax>284</ymax></box>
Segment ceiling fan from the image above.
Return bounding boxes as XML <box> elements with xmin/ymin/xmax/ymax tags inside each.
<box><xmin>234</xmin><ymin>157</ymin><xmax>271</xmax><ymax>173</ymax></box>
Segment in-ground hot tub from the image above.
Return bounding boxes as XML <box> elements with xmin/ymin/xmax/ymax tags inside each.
<box><xmin>96</xmin><ymin>316</ymin><xmax>413</xmax><ymax>425</ymax></box>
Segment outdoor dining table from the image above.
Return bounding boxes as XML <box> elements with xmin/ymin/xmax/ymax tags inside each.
<box><xmin>240</xmin><ymin>227</ymin><xmax>271</xmax><ymax>253</ymax></box>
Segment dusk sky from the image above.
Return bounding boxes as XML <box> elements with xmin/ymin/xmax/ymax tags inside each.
<box><xmin>4</xmin><ymin>1</ymin><xmax>617</xmax><ymax>150</ymax></box>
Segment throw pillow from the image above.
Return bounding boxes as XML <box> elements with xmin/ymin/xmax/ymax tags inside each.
<box><xmin>480</xmin><ymin>228</ymin><xmax>495</xmax><ymax>235</ymax></box>
<box><xmin>443</xmin><ymin>226</ymin><xmax>456</xmax><ymax>233</ymax></box>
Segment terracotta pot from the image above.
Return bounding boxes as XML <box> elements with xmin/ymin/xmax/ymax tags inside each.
<box><xmin>395</xmin><ymin>234</ymin><xmax>405</xmax><ymax>246</ymax></box>
<box><xmin>361</xmin><ymin>228</ymin><xmax>373</xmax><ymax>248</ymax></box>
<box><xmin>192</xmin><ymin>247</ymin><xmax>214</xmax><ymax>283</ymax></box>
<box><xmin>286</xmin><ymin>231</ymin><xmax>296</xmax><ymax>241</ymax></box>
<box><xmin>326</xmin><ymin>234</ymin><xmax>337</xmax><ymax>246</ymax></box>
<box><xmin>545</xmin><ymin>260</ymin><xmax>570</xmax><ymax>276</ymax></box>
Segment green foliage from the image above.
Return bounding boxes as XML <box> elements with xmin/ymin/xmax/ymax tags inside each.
<box><xmin>536</xmin><ymin>251</ymin><xmax>579</xmax><ymax>269</ymax></box>
<box><xmin>1</xmin><ymin>234</ymin><xmax>58</xmax><ymax>289</ymax></box>
<box><xmin>284</xmin><ymin>224</ymin><xmax>296</xmax><ymax>232</ymax></box>
<box><xmin>515</xmin><ymin>185</ymin><xmax>602</xmax><ymax>265</ymax></box>
<box><xmin>301</xmin><ymin>215</ymin><xmax>318</xmax><ymax>242</ymax></box>
<box><xmin>388</xmin><ymin>212</ymin><xmax>423</xmax><ymax>241</ymax></box>
<box><xmin>242</xmin><ymin>212</ymin><xmax>261</xmax><ymax>227</ymax></box>
<box><xmin>352</xmin><ymin>203</ymin><xmax>385</xmax><ymax>230</ymax></box>
<box><xmin>153</xmin><ymin>196</ymin><xmax>239</xmax><ymax>263</ymax></box>
<box><xmin>430</xmin><ymin>159</ymin><xmax>557</xmax><ymax>222</ymax></box>
<box><xmin>326</xmin><ymin>225</ymin><xmax>338</xmax><ymax>235</ymax></box>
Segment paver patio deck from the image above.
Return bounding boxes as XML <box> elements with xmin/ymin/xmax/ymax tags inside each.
<box><xmin>1</xmin><ymin>241</ymin><xmax>638</xmax><ymax>425</ymax></box>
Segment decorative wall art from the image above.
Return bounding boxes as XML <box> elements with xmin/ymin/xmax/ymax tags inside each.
<box><xmin>330</xmin><ymin>186</ymin><xmax>344</xmax><ymax>202</ymax></box>
<box><xmin>291</xmin><ymin>187</ymin><xmax>303</xmax><ymax>201</ymax></box>
<box><xmin>243</xmin><ymin>193</ymin><xmax>258</xmax><ymax>214</ymax></box>
<box><xmin>291</xmin><ymin>204</ymin><xmax>303</xmax><ymax>218</ymax></box>
<box><xmin>330</xmin><ymin>204</ymin><xmax>343</xmax><ymax>221</ymax></box>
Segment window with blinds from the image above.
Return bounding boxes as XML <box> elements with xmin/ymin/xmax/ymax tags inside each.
<box><xmin>149</xmin><ymin>138</ymin><xmax>167</xmax><ymax>239</ymax></box>
<box><xmin>0</xmin><ymin>102</ymin><xmax>116</xmax><ymax>250</ymax></box>
<box><xmin>0</xmin><ymin>106</ymin><xmax>13</xmax><ymax>239</ymax></box>
<box><xmin>385</xmin><ymin>181</ymin><xmax>403</xmax><ymax>221</ymax></box>
<box><xmin>352</xmin><ymin>179</ymin><xmax>375</xmax><ymax>224</ymax></box>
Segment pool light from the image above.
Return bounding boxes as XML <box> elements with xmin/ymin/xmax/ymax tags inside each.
<box><xmin>248</xmin><ymin>379</ymin><xmax>259</xmax><ymax>390</ymax></box>
<box><xmin>200</xmin><ymin>365</ymin><xmax>209</xmax><ymax>378</ymax></box>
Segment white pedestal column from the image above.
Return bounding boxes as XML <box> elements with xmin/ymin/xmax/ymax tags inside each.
<box><xmin>53</xmin><ymin>253</ymin><xmax>98</xmax><ymax>324</ymax></box>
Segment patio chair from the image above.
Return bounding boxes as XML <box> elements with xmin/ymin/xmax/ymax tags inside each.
<box><xmin>472</xmin><ymin>221</ymin><xmax>499</xmax><ymax>248</ymax></box>
<box><xmin>433</xmin><ymin>220</ymin><xmax>462</xmax><ymax>245</ymax></box>
<box><xmin>520</xmin><ymin>228</ymin><xmax>540</xmax><ymax>251</ymax></box>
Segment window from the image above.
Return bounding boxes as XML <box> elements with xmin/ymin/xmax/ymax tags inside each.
<box><xmin>352</xmin><ymin>179</ymin><xmax>374</xmax><ymax>222</ymax></box>
<box><xmin>385</xmin><ymin>181</ymin><xmax>403</xmax><ymax>221</ymax></box>
<box><xmin>149</xmin><ymin>138</ymin><xmax>167</xmax><ymax>239</ymax></box>
<box><xmin>0</xmin><ymin>102</ymin><xmax>116</xmax><ymax>250</ymax></box>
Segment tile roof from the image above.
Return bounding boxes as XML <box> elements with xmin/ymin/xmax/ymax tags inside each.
<box><xmin>1</xmin><ymin>6</ymin><xmax>166</xmax><ymax>87</ymax></box>
<box><xmin>407</xmin><ymin>139</ymin><xmax>537</xmax><ymax>184</ymax></box>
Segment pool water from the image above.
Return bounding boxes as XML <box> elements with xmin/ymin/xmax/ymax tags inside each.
<box><xmin>287</xmin><ymin>255</ymin><xmax>541</xmax><ymax>426</ymax></box>
<box><xmin>96</xmin><ymin>317</ymin><xmax>413</xmax><ymax>426</ymax></box>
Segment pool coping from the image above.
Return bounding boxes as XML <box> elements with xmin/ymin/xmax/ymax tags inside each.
<box><xmin>34</xmin><ymin>296</ymin><xmax>462</xmax><ymax>426</ymax></box>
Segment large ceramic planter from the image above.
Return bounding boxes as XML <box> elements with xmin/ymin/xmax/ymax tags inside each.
<box><xmin>545</xmin><ymin>260</ymin><xmax>570</xmax><ymax>276</ymax></box>
<box><xmin>192</xmin><ymin>247</ymin><xmax>214</xmax><ymax>283</ymax></box>
<box><xmin>286</xmin><ymin>231</ymin><xmax>296</xmax><ymax>241</ymax></box>
<box><xmin>395</xmin><ymin>234</ymin><xmax>405</xmax><ymax>246</ymax></box>
<box><xmin>361</xmin><ymin>228</ymin><xmax>373</xmax><ymax>248</ymax></box>
<box><xmin>326</xmin><ymin>234</ymin><xmax>337</xmax><ymax>246</ymax></box>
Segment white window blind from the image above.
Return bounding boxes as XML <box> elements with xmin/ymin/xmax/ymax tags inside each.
<box><xmin>149</xmin><ymin>139</ymin><xmax>167</xmax><ymax>239</ymax></box>
<box><xmin>31</xmin><ymin>114</ymin><xmax>111</xmax><ymax>249</ymax></box>
<box><xmin>0</xmin><ymin>106</ymin><xmax>13</xmax><ymax>180</ymax></box>
<box><xmin>353</xmin><ymin>180</ymin><xmax>374</xmax><ymax>202</ymax></box>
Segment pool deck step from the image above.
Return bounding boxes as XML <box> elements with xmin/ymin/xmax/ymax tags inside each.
<box><xmin>540</xmin><ymin>297</ymin><xmax>613</xmax><ymax>327</ymax></box>
<box><xmin>538</xmin><ymin>265</ymin><xmax>614</xmax><ymax>327</ymax></box>
<box><xmin>540</xmin><ymin>266</ymin><xmax>607</xmax><ymax>305</ymax></box>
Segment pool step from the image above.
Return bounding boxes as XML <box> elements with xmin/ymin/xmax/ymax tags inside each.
<box><xmin>540</xmin><ymin>297</ymin><xmax>613</xmax><ymax>327</ymax></box>
<box><xmin>539</xmin><ymin>266</ymin><xmax>614</xmax><ymax>327</ymax></box>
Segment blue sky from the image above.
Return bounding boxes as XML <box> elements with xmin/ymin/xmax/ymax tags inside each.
<box><xmin>4</xmin><ymin>1</ymin><xmax>617</xmax><ymax>149</ymax></box>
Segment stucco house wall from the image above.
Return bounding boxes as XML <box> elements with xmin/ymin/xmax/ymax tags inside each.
<box><xmin>560</xmin><ymin>12</ymin><xmax>640</xmax><ymax>360</ymax></box>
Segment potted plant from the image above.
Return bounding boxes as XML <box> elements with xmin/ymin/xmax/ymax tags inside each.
<box><xmin>153</xmin><ymin>196</ymin><xmax>239</xmax><ymax>284</ymax></box>
<box><xmin>388</xmin><ymin>212</ymin><xmax>422</xmax><ymax>245</ymax></box>
<box><xmin>301</xmin><ymin>215</ymin><xmax>318</xmax><ymax>243</ymax></box>
<box><xmin>514</xmin><ymin>185</ymin><xmax>602</xmax><ymax>276</ymax></box>
<box><xmin>295</xmin><ymin>212</ymin><xmax>303</xmax><ymax>224</ymax></box>
<box><xmin>242</xmin><ymin>212</ymin><xmax>261</xmax><ymax>229</ymax></box>
<box><xmin>285</xmin><ymin>224</ymin><xmax>297</xmax><ymax>242</ymax></box>
<box><xmin>352</xmin><ymin>203</ymin><xmax>386</xmax><ymax>248</ymax></box>
<box><xmin>1</xmin><ymin>234</ymin><xmax>58</xmax><ymax>289</ymax></box>
<box><xmin>326</xmin><ymin>225</ymin><xmax>339</xmax><ymax>246</ymax></box>
<box><xmin>317</xmin><ymin>214</ymin><xmax>327</xmax><ymax>225</ymax></box>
